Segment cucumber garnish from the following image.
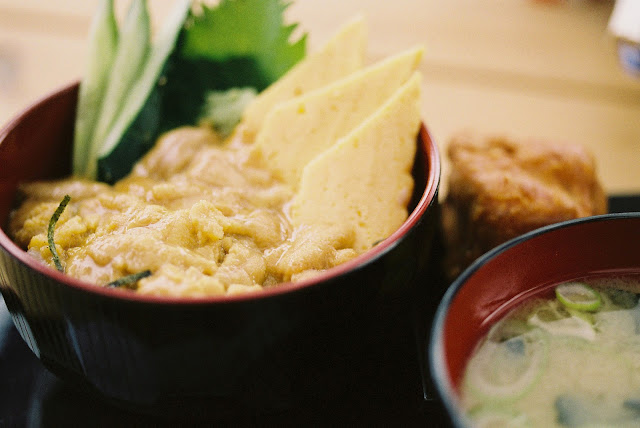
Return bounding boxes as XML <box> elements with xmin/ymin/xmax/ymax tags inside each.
<box><xmin>73</xmin><ymin>0</ymin><xmax>307</xmax><ymax>183</ymax></box>
<box><xmin>73</xmin><ymin>0</ymin><xmax>118</xmax><ymax>176</ymax></box>
<box><xmin>85</xmin><ymin>0</ymin><xmax>151</xmax><ymax>179</ymax></box>
<box><xmin>73</xmin><ymin>0</ymin><xmax>191</xmax><ymax>182</ymax></box>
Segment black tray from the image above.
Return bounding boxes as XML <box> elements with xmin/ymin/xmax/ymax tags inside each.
<box><xmin>1</xmin><ymin>195</ymin><xmax>638</xmax><ymax>426</ymax></box>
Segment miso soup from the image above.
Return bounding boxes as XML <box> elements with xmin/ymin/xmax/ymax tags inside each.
<box><xmin>461</xmin><ymin>277</ymin><xmax>640</xmax><ymax>427</ymax></box>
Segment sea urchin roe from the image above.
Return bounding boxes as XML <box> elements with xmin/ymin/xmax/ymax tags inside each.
<box><xmin>9</xmin><ymin>126</ymin><xmax>360</xmax><ymax>297</ymax></box>
<box><xmin>462</xmin><ymin>278</ymin><xmax>640</xmax><ymax>428</ymax></box>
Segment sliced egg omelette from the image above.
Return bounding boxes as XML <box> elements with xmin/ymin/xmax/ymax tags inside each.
<box><xmin>252</xmin><ymin>46</ymin><xmax>423</xmax><ymax>188</ymax></box>
<box><xmin>240</xmin><ymin>16</ymin><xmax>367</xmax><ymax>140</ymax></box>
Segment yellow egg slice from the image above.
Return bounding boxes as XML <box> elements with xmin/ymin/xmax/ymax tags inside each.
<box><xmin>240</xmin><ymin>16</ymin><xmax>367</xmax><ymax>140</ymax></box>
<box><xmin>253</xmin><ymin>46</ymin><xmax>423</xmax><ymax>188</ymax></box>
<box><xmin>290</xmin><ymin>72</ymin><xmax>422</xmax><ymax>252</ymax></box>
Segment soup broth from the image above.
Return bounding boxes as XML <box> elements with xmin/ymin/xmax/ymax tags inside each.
<box><xmin>461</xmin><ymin>276</ymin><xmax>640</xmax><ymax>427</ymax></box>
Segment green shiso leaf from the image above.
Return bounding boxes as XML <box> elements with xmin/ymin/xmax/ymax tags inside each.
<box><xmin>157</xmin><ymin>0</ymin><xmax>307</xmax><ymax>135</ymax></box>
<box><xmin>181</xmin><ymin>0</ymin><xmax>306</xmax><ymax>81</ymax></box>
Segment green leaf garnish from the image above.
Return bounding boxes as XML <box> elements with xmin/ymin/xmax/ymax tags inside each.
<box><xmin>107</xmin><ymin>270</ymin><xmax>152</xmax><ymax>289</ymax></box>
<box><xmin>157</xmin><ymin>0</ymin><xmax>307</xmax><ymax>135</ymax></box>
<box><xmin>181</xmin><ymin>0</ymin><xmax>306</xmax><ymax>83</ymax></box>
<box><xmin>46</xmin><ymin>194</ymin><xmax>151</xmax><ymax>287</ymax></box>
<box><xmin>47</xmin><ymin>195</ymin><xmax>71</xmax><ymax>273</ymax></box>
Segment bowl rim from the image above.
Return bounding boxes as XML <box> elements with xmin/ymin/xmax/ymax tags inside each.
<box><xmin>428</xmin><ymin>211</ymin><xmax>640</xmax><ymax>427</ymax></box>
<box><xmin>0</xmin><ymin>81</ymin><xmax>441</xmax><ymax>305</ymax></box>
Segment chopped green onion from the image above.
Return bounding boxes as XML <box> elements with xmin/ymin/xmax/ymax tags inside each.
<box><xmin>47</xmin><ymin>195</ymin><xmax>71</xmax><ymax>272</ymax></box>
<box><xmin>107</xmin><ymin>270</ymin><xmax>152</xmax><ymax>288</ymax></box>
<box><xmin>465</xmin><ymin>328</ymin><xmax>548</xmax><ymax>401</ymax></box>
<box><xmin>488</xmin><ymin>318</ymin><xmax>532</xmax><ymax>343</ymax></box>
<box><xmin>556</xmin><ymin>282</ymin><xmax>602</xmax><ymax>312</ymax></box>
<box><xmin>529</xmin><ymin>311</ymin><xmax>596</xmax><ymax>341</ymax></box>
<box><xmin>468</xmin><ymin>406</ymin><xmax>530</xmax><ymax>428</ymax></box>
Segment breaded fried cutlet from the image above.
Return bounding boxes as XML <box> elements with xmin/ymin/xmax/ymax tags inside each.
<box><xmin>441</xmin><ymin>133</ymin><xmax>607</xmax><ymax>279</ymax></box>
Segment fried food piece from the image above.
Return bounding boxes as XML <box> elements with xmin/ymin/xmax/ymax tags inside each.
<box><xmin>442</xmin><ymin>133</ymin><xmax>607</xmax><ymax>279</ymax></box>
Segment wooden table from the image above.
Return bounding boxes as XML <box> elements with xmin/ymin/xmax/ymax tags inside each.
<box><xmin>1</xmin><ymin>0</ymin><xmax>639</xmax><ymax>194</ymax></box>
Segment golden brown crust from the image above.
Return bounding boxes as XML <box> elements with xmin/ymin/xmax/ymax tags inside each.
<box><xmin>442</xmin><ymin>133</ymin><xmax>608</xmax><ymax>279</ymax></box>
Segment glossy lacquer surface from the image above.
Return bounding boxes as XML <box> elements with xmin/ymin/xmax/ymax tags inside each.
<box><xmin>0</xmin><ymin>83</ymin><xmax>443</xmax><ymax>423</ymax></box>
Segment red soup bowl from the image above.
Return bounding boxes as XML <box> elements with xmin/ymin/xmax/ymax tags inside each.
<box><xmin>0</xmin><ymin>82</ymin><xmax>441</xmax><ymax>414</ymax></box>
<box><xmin>428</xmin><ymin>212</ymin><xmax>640</xmax><ymax>427</ymax></box>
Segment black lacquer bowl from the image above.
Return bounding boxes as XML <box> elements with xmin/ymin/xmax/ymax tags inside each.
<box><xmin>0</xmin><ymin>82</ymin><xmax>441</xmax><ymax>415</ymax></box>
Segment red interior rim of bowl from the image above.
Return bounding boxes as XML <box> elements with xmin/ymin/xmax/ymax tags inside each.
<box><xmin>429</xmin><ymin>212</ymin><xmax>640</xmax><ymax>426</ymax></box>
<box><xmin>0</xmin><ymin>83</ymin><xmax>441</xmax><ymax>305</ymax></box>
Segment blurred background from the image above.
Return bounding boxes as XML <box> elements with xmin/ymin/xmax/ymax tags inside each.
<box><xmin>1</xmin><ymin>0</ymin><xmax>639</xmax><ymax>194</ymax></box>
